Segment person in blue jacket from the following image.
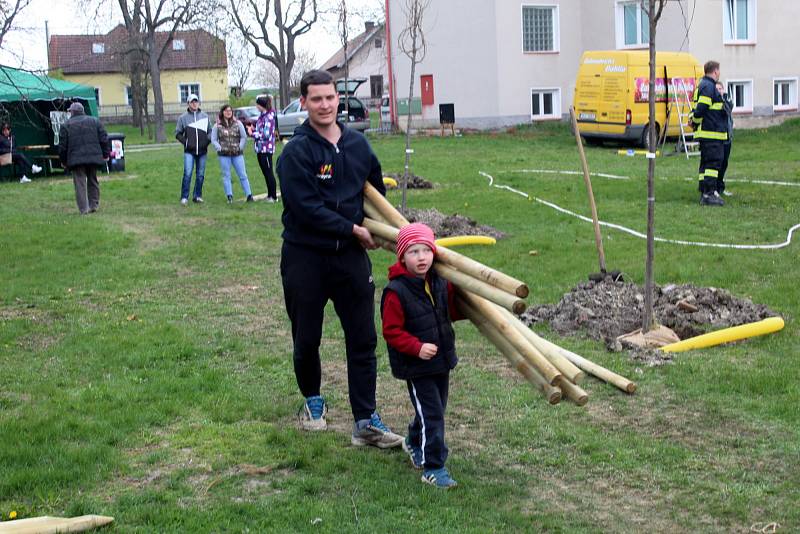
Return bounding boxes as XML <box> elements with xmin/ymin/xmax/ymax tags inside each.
<box><xmin>276</xmin><ymin>69</ymin><xmax>403</xmax><ymax>449</ymax></box>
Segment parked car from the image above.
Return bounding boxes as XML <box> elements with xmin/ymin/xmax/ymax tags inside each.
<box><xmin>277</xmin><ymin>78</ymin><xmax>370</xmax><ymax>138</ymax></box>
<box><xmin>233</xmin><ymin>106</ymin><xmax>260</xmax><ymax>127</ymax></box>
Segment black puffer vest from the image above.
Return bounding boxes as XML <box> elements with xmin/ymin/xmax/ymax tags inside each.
<box><xmin>381</xmin><ymin>272</ymin><xmax>458</xmax><ymax>379</ymax></box>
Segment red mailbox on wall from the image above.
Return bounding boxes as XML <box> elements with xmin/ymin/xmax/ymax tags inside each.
<box><xmin>420</xmin><ymin>74</ymin><xmax>434</xmax><ymax>106</ymax></box>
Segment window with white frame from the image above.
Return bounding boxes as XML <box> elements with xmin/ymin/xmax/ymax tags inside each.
<box><xmin>615</xmin><ymin>1</ymin><xmax>649</xmax><ymax>48</ymax></box>
<box><xmin>723</xmin><ymin>0</ymin><xmax>756</xmax><ymax>43</ymax></box>
<box><xmin>522</xmin><ymin>5</ymin><xmax>559</xmax><ymax>53</ymax></box>
<box><xmin>530</xmin><ymin>88</ymin><xmax>560</xmax><ymax>120</ymax></box>
<box><xmin>125</xmin><ymin>86</ymin><xmax>133</xmax><ymax>106</ymax></box>
<box><xmin>92</xmin><ymin>43</ymin><xmax>105</xmax><ymax>54</ymax></box>
<box><xmin>727</xmin><ymin>80</ymin><xmax>753</xmax><ymax>113</ymax></box>
<box><xmin>172</xmin><ymin>39</ymin><xmax>185</xmax><ymax>51</ymax></box>
<box><xmin>773</xmin><ymin>78</ymin><xmax>798</xmax><ymax>111</ymax></box>
<box><xmin>179</xmin><ymin>83</ymin><xmax>200</xmax><ymax>103</ymax></box>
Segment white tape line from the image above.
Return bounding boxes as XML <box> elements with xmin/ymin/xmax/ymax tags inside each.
<box><xmin>478</xmin><ymin>171</ymin><xmax>800</xmax><ymax>250</ymax></box>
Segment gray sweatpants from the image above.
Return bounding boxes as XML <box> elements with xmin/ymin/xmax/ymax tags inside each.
<box><xmin>72</xmin><ymin>165</ymin><xmax>100</xmax><ymax>214</ymax></box>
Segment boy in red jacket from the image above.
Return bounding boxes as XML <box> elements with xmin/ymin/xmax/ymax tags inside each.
<box><xmin>380</xmin><ymin>223</ymin><xmax>462</xmax><ymax>489</ymax></box>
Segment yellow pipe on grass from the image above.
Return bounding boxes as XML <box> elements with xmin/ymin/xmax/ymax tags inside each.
<box><xmin>435</xmin><ymin>236</ymin><xmax>497</xmax><ymax>247</ymax></box>
<box><xmin>383</xmin><ymin>177</ymin><xmax>398</xmax><ymax>188</ymax></box>
<box><xmin>660</xmin><ymin>317</ymin><xmax>785</xmax><ymax>353</ymax></box>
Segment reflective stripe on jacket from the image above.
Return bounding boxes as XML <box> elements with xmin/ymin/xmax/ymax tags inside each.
<box><xmin>691</xmin><ymin>76</ymin><xmax>728</xmax><ymax>141</ymax></box>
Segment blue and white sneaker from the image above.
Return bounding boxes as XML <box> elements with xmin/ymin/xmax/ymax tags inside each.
<box><xmin>422</xmin><ymin>467</ymin><xmax>457</xmax><ymax>489</ymax></box>
<box><xmin>299</xmin><ymin>395</ymin><xmax>327</xmax><ymax>431</ymax></box>
<box><xmin>402</xmin><ymin>437</ymin><xmax>423</xmax><ymax>469</ymax></box>
<box><xmin>351</xmin><ymin>412</ymin><xmax>404</xmax><ymax>448</ymax></box>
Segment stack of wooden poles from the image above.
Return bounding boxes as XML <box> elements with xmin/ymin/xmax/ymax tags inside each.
<box><xmin>362</xmin><ymin>183</ymin><xmax>636</xmax><ymax>405</ymax></box>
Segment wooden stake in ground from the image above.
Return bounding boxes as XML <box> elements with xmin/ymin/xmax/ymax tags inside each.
<box><xmin>569</xmin><ymin>105</ymin><xmax>607</xmax><ymax>277</ymax></box>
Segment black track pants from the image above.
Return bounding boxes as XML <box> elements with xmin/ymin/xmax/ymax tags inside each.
<box><xmin>718</xmin><ymin>142</ymin><xmax>732</xmax><ymax>193</ymax></box>
<box><xmin>280</xmin><ymin>241</ymin><xmax>377</xmax><ymax>421</ymax></box>
<box><xmin>406</xmin><ymin>372</ymin><xmax>450</xmax><ymax>470</ymax></box>
<box><xmin>257</xmin><ymin>152</ymin><xmax>277</xmax><ymax>199</ymax></box>
<box><xmin>698</xmin><ymin>139</ymin><xmax>724</xmax><ymax>194</ymax></box>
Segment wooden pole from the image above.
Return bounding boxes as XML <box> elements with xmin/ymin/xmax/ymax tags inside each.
<box><xmin>460</xmin><ymin>290</ymin><xmax>562</xmax><ymax>385</ymax></box>
<box><xmin>364</xmin><ymin>183</ymin><xmax>410</xmax><ymax>228</ymax></box>
<box><xmin>556</xmin><ymin>376</ymin><xmax>589</xmax><ymax>406</ymax></box>
<box><xmin>434</xmin><ymin>263</ymin><xmax>527</xmax><ymax>314</ymax></box>
<box><xmin>543</xmin><ymin>340</ymin><xmax>637</xmax><ymax>394</ymax></box>
<box><xmin>458</xmin><ymin>297</ymin><xmax>562</xmax><ymax>404</ymax></box>
<box><xmin>569</xmin><ymin>105</ymin><xmax>607</xmax><ymax>274</ymax></box>
<box><xmin>363</xmin><ymin>185</ymin><xmax>529</xmax><ymax>298</ymax></box>
<box><xmin>495</xmin><ymin>305</ymin><xmax>585</xmax><ymax>383</ymax></box>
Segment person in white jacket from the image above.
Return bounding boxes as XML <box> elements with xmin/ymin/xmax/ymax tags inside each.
<box><xmin>211</xmin><ymin>104</ymin><xmax>253</xmax><ymax>203</ymax></box>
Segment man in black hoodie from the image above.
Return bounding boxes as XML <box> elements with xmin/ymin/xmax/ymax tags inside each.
<box><xmin>277</xmin><ymin>69</ymin><xmax>403</xmax><ymax>449</ymax></box>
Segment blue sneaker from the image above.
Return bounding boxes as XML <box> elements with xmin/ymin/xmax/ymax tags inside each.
<box><xmin>299</xmin><ymin>395</ymin><xmax>327</xmax><ymax>431</ymax></box>
<box><xmin>422</xmin><ymin>467</ymin><xmax>457</xmax><ymax>489</ymax></box>
<box><xmin>402</xmin><ymin>437</ymin><xmax>423</xmax><ymax>469</ymax></box>
<box><xmin>351</xmin><ymin>412</ymin><xmax>404</xmax><ymax>448</ymax></box>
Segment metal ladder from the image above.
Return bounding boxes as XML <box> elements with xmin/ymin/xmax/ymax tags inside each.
<box><xmin>671</xmin><ymin>78</ymin><xmax>700</xmax><ymax>158</ymax></box>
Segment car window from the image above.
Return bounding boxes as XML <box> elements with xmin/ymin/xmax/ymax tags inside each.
<box><xmin>347</xmin><ymin>98</ymin><xmax>363</xmax><ymax>110</ymax></box>
<box><xmin>283</xmin><ymin>100</ymin><xmax>300</xmax><ymax>114</ymax></box>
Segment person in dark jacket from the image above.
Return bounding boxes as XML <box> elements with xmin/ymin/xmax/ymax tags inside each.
<box><xmin>0</xmin><ymin>122</ymin><xmax>43</xmax><ymax>183</ymax></box>
<box><xmin>58</xmin><ymin>102</ymin><xmax>110</xmax><ymax>214</ymax></box>
<box><xmin>690</xmin><ymin>60</ymin><xmax>729</xmax><ymax>206</ymax></box>
<box><xmin>248</xmin><ymin>94</ymin><xmax>279</xmax><ymax>202</ymax></box>
<box><xmin>276</xmin><ymin>69</ymin><xmax>403</xmax><ymax>449</ymax></box>
<box><xmin>716</xmin><ymin>81</ymin><xmax>734</xmax><ymax>197</ymax></box>
<box><xmin>381</xmin><ymin>223</ymin><xmax>462</xmax><ymax>489</ymax></box>
<box><xmin>175</xmin><ymin>94</ymin><xmax>211</xmax><ymax>205</ymax></box>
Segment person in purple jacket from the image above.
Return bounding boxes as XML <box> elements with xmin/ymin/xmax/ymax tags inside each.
<box><xmin>249</xmin><ymin>94</ymin><xmax>279</xmax><ymax>203</ymax></box>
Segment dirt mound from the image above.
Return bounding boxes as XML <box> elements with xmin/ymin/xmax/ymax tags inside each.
<box><xmin>384</xmin><ymin>172</ymin><xmax>433</xmax><ymax>189</ymax></box>
<box><xmin>520</xmin><ymin>279</ymin><xmax>777</xmax><ymax>352</ymax></box>
<box><xmin>405</xmin><ymin>208</ymin><xmax>506</xmax><ymax>239</ymax></box>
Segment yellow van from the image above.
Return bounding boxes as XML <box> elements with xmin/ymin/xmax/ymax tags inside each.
<box><xmin>573</xmin><ymin>50</ymin><xmax>703</xmax><ymax>146</ymax></box>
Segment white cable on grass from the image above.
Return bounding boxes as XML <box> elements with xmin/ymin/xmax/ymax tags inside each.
<box><xmin>479</xmin><ymin>170</ymin><xmax>800</xmax><ymax>250</ymax></box>
<box><xmin>498</xmin><ymin>168</ymin><xmax>800</xmax><ymax>188</ymax></box>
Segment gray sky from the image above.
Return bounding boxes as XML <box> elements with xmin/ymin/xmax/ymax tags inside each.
<box><xmin>1</xmin><ymin>0</ymin><xmax>382</xmax><ymax>82</ymax></box>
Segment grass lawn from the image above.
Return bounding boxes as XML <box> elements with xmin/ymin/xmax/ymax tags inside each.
<box><xmin>1</xmin><ymin>119</ymin><xmax>799</xmax><ymax>532</ymax></box>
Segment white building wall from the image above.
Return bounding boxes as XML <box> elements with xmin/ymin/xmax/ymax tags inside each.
<box><xmin>388</xmin><ymin>0</ymin><xmax>500</xmax><ymax>128</ymax></box>
<box><xmin>387</xmin><ymin>0</ymin><xmax>800</xmax><ymax>129</ymax></box>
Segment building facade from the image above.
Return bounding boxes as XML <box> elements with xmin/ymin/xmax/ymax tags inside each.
<box><xmin>386</xmin><ymin>0</ymin><xmax>800</xmax><ymax>129</ymax></box>
<box><xmin>320</xmin><ymin>21</ymin><xmax>388</xmax><ymax>105</ymax></box>
<box><xmin>49</xmin><ymin>27</ymin><xmax>228</xmax><ymax>121</ymax></box>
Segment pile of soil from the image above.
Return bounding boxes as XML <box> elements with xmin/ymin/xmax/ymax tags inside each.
<box><xmin>520</xmin><ymin>279</ymin><xmax>778</xmax><ymax>354</ymax></box>
<box><xmin>406</xmin><ymin>207</ymin><xmax>506</xmax><ymax>239</ymax></box>
<box><xmin>384</xmin><ymin>172</ymin><xmax>433</xmax><ymax>189</ymax></box>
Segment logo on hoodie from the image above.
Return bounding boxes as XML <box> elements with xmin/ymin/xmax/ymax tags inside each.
<box><xmin>316</xmin><ymin>163</ymin><xmax>333</xmax><ymax>181</ymax></box>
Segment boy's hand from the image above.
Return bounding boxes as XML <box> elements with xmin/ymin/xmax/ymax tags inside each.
<box><xmin>418</xmin><ymin>343</ymin><xmax>438</xmax><ymax>360</ymax></box>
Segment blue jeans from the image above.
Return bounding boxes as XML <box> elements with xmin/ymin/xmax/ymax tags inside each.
<box><xmin>181</xmin><ymin>152</ymin><xmax>207</xmax><ymax>200</ymax></box>
<box><xmin>218</xmin><ymin>154</ymin><xmax>252</xmax><ymax>197</ymax></box>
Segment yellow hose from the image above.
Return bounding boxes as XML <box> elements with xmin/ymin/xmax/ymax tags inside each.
<box><xmin>383</xmin><ymin>177</ymin><xmax>398</xmax><ymax>188</ymax></box>
<box><xmin>660</xmin><ymin>317</ymin><xmax>785</xmax><ymax>353</ymax></box>
<box><xmin>435</xmin><ymin>236</ymin><xmax>497</xmax><ymax>247</ymax></box>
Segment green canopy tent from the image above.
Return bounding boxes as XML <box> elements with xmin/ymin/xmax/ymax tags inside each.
<box><xmin>0</xmin><ymin>66</ymin><xmax>98</xmax><ymax>162</ymax></box>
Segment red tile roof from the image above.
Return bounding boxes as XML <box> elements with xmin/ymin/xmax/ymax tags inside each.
<box><xmin>49</xmin><ymin>25</ymin><xmax>227</xmax><ymax>74</ymax></box>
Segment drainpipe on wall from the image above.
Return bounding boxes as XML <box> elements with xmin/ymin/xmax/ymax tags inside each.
<box><xmin>385</xmin><ymin>0</ymin><xmax>397</xmax><ymax>127</ymax></box>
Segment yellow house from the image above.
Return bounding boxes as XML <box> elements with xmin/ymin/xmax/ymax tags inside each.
<box><xmin>48</xmin><ymin>26</ymin><xmax>228</xmax><ymax>120</ymax></box>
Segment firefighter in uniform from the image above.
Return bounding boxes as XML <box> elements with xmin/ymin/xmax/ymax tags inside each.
<box><xmin>690</xmin><ymin>60</ymin><xmax>729</xmax><ymax>206</ymax></box>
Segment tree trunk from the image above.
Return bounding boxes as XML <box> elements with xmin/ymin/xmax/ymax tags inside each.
<box><xmin>401</xmin><ymin>48</ymin><xmax>417</xmax><ymax>214</ymax></box>
<box><xmin>642</xmin><ymin>0</ymin><xmax>658</xmax><ymax>333</ymax></box>
<box><xmin>147</xmin><ymin>36</ymin><xmax>166</xmax><ymax>143</ymax></box>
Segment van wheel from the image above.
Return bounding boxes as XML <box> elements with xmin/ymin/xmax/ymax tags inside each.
<box><xmin>640</xmin><ymin>123</ymin><xmax>660</xmax><ymax>148</ymax></box>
